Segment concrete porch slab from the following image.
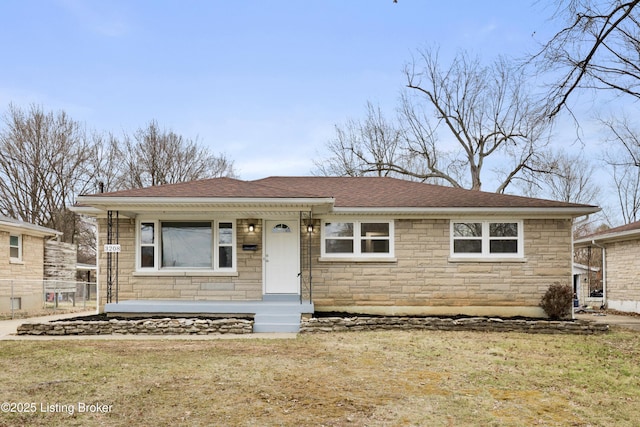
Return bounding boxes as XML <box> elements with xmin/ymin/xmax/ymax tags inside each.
<box><xmin>104</xmin><ymin>297</ymin><xmax>314</xmax><ymax>333</ymax></box>
<box><xmin>105</xmin><ymin>298</ymin><xmax>314</xmax><ymax>316</ymax></box>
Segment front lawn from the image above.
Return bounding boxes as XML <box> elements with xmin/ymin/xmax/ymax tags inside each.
<box><xmin>1</xmin><ymin>329</ymin><xmax>638</xmax><ymax>426</ymax></box>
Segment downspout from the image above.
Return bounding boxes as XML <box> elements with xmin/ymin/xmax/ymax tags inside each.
<box><xmin>591</xmin><ymin>240</ymin><xmax>606</xmax><ymax>309</ymax></box>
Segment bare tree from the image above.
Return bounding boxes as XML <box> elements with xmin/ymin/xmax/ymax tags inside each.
<box><xmin>401</xmin><ymin>49</ymin><xmax>553</xmax><ymax>192</ymax></box>
<box><xmin>601</xmin><ymin>114</ymin><xmax>640</xmax><ymax>223</ymax></box>
<box><xmin>320</xmin><ymin>49</ymin><xmax>551</xmax><ymax>192</ymax></box>
<box><xmin>533</xmin><ymin>0</ymin><xmax>640</xmax><ymax>118</ymax></box>
<box><xmin>314</xmin><ymin>102</ymin><xmax>407</xmax><ymax>177</ymax></box>
<box><xmin>317</xmin><ymin>49</ymin><xmax>554</xmax><ymax>192</ymax></box>
<box><xmin>600</xmin><ymin>113</ymin><xmax>640</xmax><ymax>167</ymax></box>
<box><xmin>118</xmin><ymin>120</ymin><xmax>236</xmax><ymax>189</ymax></box>
<box><xmin>541</xmin><ymin>150</ymin><xmax>601</xmax><ymax>205</ymax></box>
<box><xmin>0</xmin><ymin>104</ymin><xmax>96</xmax><ymax>241</ymax></box>
<box><xmin>90</xmin><ymin>131</ymin><xmax>127</xmax><ymax>193</ymax></box>
<box><xmin>609</xmin><ymin>162</ymin><xmax>640</xmax><ymax>223</ymax></box>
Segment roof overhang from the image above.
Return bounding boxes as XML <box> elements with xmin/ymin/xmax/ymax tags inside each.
<box><xmin>329</xmin><ymin>206</ymin><xmax>600</xmax><ymax>218</ymax></box>
<box><xmin>0</xmin><ymin>218</ymin><xmax>62</xmax><ymax>237</ymax></box>
<box><xmin>572</xmin><ymin>262</ymin><xmax>600</xmax><ymax>273</ymax></box>
<box><xmin>72</xmin><ymin>195</ymin><xmax>599</xmax><ymax>220</ymax></box>
<box><xmin>72</xmin><ymin>196</ymin><xmax>336</xmax><ymax>218</ymax></box>
<box><xmin>574</xmin><ymin>228</ymin><xmax>640</xmax><ymax>247</ymax></box>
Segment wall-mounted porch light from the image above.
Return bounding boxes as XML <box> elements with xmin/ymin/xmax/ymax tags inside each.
<box><xmin>248</xmin><ymin>224</ymin><xmax>255</xmax><ymax>232</ymax></box>
<box><xmin>307</xmin><ymin>223</ymin><xmax>314</xmax><ymax>233</ymax></box>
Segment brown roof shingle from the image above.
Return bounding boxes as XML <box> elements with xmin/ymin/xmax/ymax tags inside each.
<box><xmin>578</xmin><ymin>220</ymin><xmax>640</xmax><ymax>241</ymax></box>
<box><xmin>81</xmin><ymin>177</ymin><xmax>325</xmax><ymax>199</ymax></box>
<box><xmin>80</xmin><ymin>176</ymin><xmax>598</xmax><ymax>210</ymax></box>
<box><xmin>254</xmin><ymin>176</ymin><xmax>596</xmax><ymax>209</ymax></box>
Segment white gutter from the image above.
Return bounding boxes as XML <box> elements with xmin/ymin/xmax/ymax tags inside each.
<box><xmin>331</xmin><ymin>206</ymin><xmax>600</xmax><ymax>217</ymax></box>
<box><xmin>0</xmin><ymin>219</ymin><xmax>63</xmax><ymax>237</ymax></box>
<box><xmin>75</xmin><ymin>196</ymin><xmax>336</xmax><ymax>206</ymax></box>
<box><xmin>575</xmin><ymin>229</ymin><xmax>640</xmax><ymax>245</ymax></box>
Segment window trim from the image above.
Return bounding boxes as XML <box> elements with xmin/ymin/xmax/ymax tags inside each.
<box><xmin>135</xmin><ymin>219</ymin><xmax>236</xmax><ymax>272</ymax></box>
<box><xmin>450</xmin><ymin>220</ymin><xmax>524</xmax><ymax>259</ymax></box>
<box><xmin>320</xmin><ymin>219</ymin><xmax>395</xmax><ymax>259</ymax></box>
<box><xmin>9</xmin><ymin>234</ymin><xmax>22</xmax><ymax>261</ymax></box>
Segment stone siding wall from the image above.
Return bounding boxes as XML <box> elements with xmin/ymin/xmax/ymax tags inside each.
<box><xmin>96</xmin><ymin>218</ymin><xmax>263</xmax><ymax>305</ymax></box>
<box><xmin>1</xmin><ymin>230</ymin><xmax>46</xmax><ymax>281</ymax></box>
<box><xmin>97</xmin><ymin>216</ymin><xmax>573</xmax><ymax>317</ymax></box>
<box><xmin>1</xmin><ymin>230</ymin><xmax>47</xmax><ymax>312</ymax></box>
<box><xmin>605</xmin><ymin>239</ymin><xmax>640</xmax><ymax>313</ymax></box>
<box><xmin>304</xmin><ymin>218</ymin><xmax>573</xmax><ymax>316</ymax></box>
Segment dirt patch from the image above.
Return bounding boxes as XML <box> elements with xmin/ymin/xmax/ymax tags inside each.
<box><xmin>313</xmin><ymin>311</ymin><xmax>546</xmax><ymax>321</ymax></box>
<box><xmin>606</xmin><ymin>309</ymin><xmax>640</xmax><ymax>318</ymax></box>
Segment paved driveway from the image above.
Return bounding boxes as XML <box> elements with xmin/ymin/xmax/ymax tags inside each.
<box><xmin>0</xmin><ymin>311</ymin><xmax>95</xmax><ymax>339</ymax></box>
<box><xmin>575</xmin><ymin>312</ymin><xmax>640</xmax><ymax>331</ymax></box>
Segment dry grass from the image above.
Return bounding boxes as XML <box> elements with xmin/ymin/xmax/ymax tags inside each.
<box><xmin>1</xmin><ymin>328</ymin><xmax>639</xmax><ymax>426</ymax></box>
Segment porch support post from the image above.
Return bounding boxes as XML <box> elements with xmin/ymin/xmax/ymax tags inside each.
<box><xmin>115</xmin><ymin>210</ymin><xmax>119</xmax><ymax>303</ymax></box>
<box><xmin>307</xmin><ymin>211</ymin><xmax>313</xmax><ymax>303</ymax></box>
<box><xmin>299</xmin><ymin>211</ymin><xmax>314</xmax><ymax>304</ymax></box>
<box><xmin>106</xmin><ymin>210</ymin><xmax>120</xmax><ymax>304</ymax></box>
<box><xmin>106</xmin><ymin>210</ymin><xmax>113</xmax><ymax>304</ymax></box>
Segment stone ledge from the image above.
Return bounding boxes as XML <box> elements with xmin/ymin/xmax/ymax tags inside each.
<box><xmin>17</xmin><ymin>318</ymin><xmax>254</xmax><ymax>336</ymax></box>
<box><xmin>300</xmin><ymin>316</ymin><xmax>609</xmax><ymax>335</ymax></box>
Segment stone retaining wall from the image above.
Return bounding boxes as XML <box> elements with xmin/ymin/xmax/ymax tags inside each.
<box><xmin>17</xmin><ymin>318</ymin><xmax>253</xmax><ymax>336</ymax></box>
<box><xmin>16</xmin><ymin>316</ymin><xmax>609</xmax><ymax>336</ymax></box>
<box><xmin>300</xmin><ymin>316</ymin><xmax>609</xmax><ymax>334</ymax></box>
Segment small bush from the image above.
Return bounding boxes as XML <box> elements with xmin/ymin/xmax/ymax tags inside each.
<box><xmin>540</xmin><ymin>282</ymin><xmax>573</xmax><ymax>320</ymax></box>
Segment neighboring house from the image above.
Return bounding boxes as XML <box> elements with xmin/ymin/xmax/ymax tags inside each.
<box><xmin>574</xmin><ymin>221</ymin><xmax>640</xmax><ymax>314</ymax></box>
<box><xmin>572</xmin><ymin>263</ymin><xmax>602</xmax><ymax>308</ymax></box>
<box><xmin>74</xmin><ymin>176</ymin><xmax>598</xmax><ymax>331</ymax></box>
<box><xmin>0</xmin><ymin>216</ymin><xmax>63</xmax><ymax>312</ymax></box>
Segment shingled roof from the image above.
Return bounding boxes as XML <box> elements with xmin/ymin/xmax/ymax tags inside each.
<box><xmin>254</xmin><ymin>176</ymin><xmax>595</xmax><ymax>209</ymax></box>
<box><xmin>76</xmin><ymin>176</ymin><xmax>599</xmax><ymax>216</ymax></box>
<box><xmin>575</xmin><ymin>220</ymin><xmax>640</xmax><ymax>245</ymax></box>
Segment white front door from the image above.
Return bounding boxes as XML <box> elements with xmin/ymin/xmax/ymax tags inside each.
<box><xmin>264</xmin><ymin>220</ymin><xmax>300</xmax><ymax>294</ymax></box>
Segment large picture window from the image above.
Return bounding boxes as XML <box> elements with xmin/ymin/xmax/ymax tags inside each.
<box><xmin>451</xmin><ymin>221</ymin><xmax>523</xmax><ymax>258</ymax></box>
<box><xmin>322</xmin><ymin>220</ymin><xmax>393</xmax><ymax>258</ymax></box>
<box><xmin>138</xmin><ymin>220</ymin><xmax>235</xmax><ymax>271</ymax></box>
<box><xmin>162</xmin><ymin>222</ymin><xmax>212</xmax><ymax>268</ymax></box>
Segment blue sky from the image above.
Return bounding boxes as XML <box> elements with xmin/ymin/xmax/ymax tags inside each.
<box><xmin>0</xmin><ymin>1</ymin><xmax>587</xmax><ymax>180</ymax></box>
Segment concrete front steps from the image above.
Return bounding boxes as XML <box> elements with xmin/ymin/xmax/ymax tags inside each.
<box><xmin>253</xmin><ymin>294</ymin><xmax>312</xmax><ymax>333</ymax></box>
<box><xmin>104</xmin><ymin>294</ymin><xmax>313</xmax><ymax>333</ymax></box>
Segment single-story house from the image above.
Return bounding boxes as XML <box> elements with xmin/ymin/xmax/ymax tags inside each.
<box><xmin>574</xmin><ymin>220</ymin><xmax>640</xmax><ymax>314</ymax></box>
<box><xmin>74</xmin><ymin>176</ymin><xmax>599</xmax><ymax>331</ymax></box>
<box><xmin>0</xmin><ymin>215</ymin><xmax>63</xmax><ymax>313</ymax></box>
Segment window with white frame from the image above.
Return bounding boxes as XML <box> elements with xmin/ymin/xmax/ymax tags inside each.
<box><xmin>137</xmin><ymin>220</ymin><xmax>235</xmax><ymax>270</ymax></box>
<box><xmin>9</xmin><ymin>234</ymin><xmax>22</xmax><ymax>260</ymax></box>
<box><xmin>451</xmin><ymin>221</ymin><xmax>523</xmax><ymax>258</ymax></box>
<box><xmin>322</xmin><ymin>220</ymin><xmax>393</xmax><ymax>257</ymax></box>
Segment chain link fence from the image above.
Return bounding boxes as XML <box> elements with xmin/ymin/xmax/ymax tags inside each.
<box><xmin>0</xmin><ymin>279</ymin><xmax>97</xmax><ymax>319</ymax></box>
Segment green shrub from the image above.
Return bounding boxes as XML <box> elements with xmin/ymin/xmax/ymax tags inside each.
<box><xmin>540</xmin><ymin>282</ymin><xmax>573</xmax><ymax>320</ymax></box>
